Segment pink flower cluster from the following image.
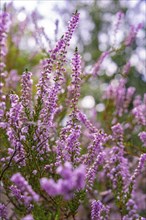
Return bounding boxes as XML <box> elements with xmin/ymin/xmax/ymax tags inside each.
<box><xmin>0</xmin><ymin>5</ymin><xmax>146</xmax><ymax>220</ymax></box>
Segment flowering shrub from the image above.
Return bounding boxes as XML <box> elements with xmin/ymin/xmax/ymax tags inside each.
<box><xmin>0</xmin><ymin>3</ymin><xmax>146</xmax><ymax>220</ymax></box>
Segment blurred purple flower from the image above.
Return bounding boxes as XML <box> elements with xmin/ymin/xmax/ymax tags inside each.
<box><xmin>139</xmin><ymin>131</ymin><xmax>146</xmax><ymax>147</ymax></box>
<box><xmin>125</xmin><ymin>23</ymin><xmax>143</xmax><ymax>46</ymax></box>
<box><xmin>40</xmin><ymin>162</ymin><xmax>86</xmax><ymax>200</ymax></box>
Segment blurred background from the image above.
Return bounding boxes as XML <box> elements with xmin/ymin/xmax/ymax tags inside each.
<box><xmin>1</xmin><ymin>0</ymin><xmax>146</xmax><ymax>106</ymax></box>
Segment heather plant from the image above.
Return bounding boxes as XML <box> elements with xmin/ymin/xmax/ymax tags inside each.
<box><xmin>0</xmin><ymin>3</ymin><xmax>146</xmax><ymax>220</ymax></box>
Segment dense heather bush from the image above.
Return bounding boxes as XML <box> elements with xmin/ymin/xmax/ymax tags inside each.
<box><xmin>0</xmin><ymin>3</ymin><xmax>146</xmax><ymax>220</ymax></box>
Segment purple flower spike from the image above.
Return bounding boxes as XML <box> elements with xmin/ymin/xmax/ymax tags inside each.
<box><xmin>131</xmin><ymin>153</ymin><xmax>146</xmax><ymax>184</ymax></box>
<box><xmin>70</xmin><ymin>47</ymin><xmax>82</xmax><ymax>113</ymax></box>
<box><xmin>86</xmin><ymin>153</ymin><xmax>104</xmax><ymax>190</ymax></box>
<box><xmin>11</xmin><ymin>173</ymin><xmax>39</xmax><ymax>206</ymax></box>
<box><xmin>21</xmin><ymin>70</ymin><xmax>33</xmax><ymax>110</ymax></box>
<box><xmin>125</xmin><ymin>23</ymin><xmax>143</xmax><ymax>46</ymax></box>
<box><xmin>114</xmin><ymin>11</ymin><xmax>124</xmax><ymax>35</ymax></box>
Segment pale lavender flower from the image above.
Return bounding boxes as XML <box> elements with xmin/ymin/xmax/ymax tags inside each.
<box><xmin>92</xmin><ymin>51</ymin><xmax>109</xmax><ymax>76</ymax></box>
<box><xmin>125</xmin><ymin>23</ymin><xmax>143</xmax><ymax>46</ymax></box>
